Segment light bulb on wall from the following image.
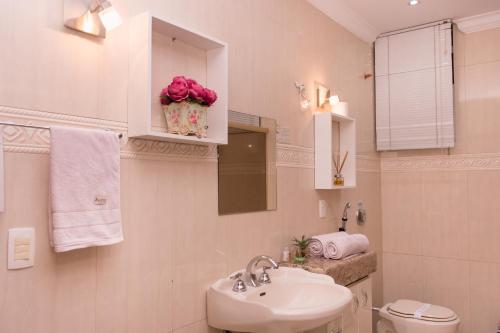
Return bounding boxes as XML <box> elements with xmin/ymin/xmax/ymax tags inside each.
<box><xmin>300</xmin><ymin>99</ymin><xmax>311</xmax><ymax>110</ymax></box>
<box><xmin>64</xmin><ymin>0</ymin><xmax>122</xmax><ymax>38</ymax></box>
<box><xmin>328</xmin><ymin>95</ymin><xmax>340</xmax><ymax>106</ymax></box>
<box><xmin>98</xmin><ymin>2</ymin><xmax>122</xmax><ymax>31</ymax></box>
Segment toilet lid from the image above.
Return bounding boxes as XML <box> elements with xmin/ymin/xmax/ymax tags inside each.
<box><xmin>387</xmin><ymin>300</ymin><xmax>458</xmax><ymax>322</ymax></box>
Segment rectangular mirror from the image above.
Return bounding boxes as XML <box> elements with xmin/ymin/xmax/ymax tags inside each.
<box><xmin>217</xmin><ymin>111</ymin><xmax>277</xmax><ymax>215</ymax></box>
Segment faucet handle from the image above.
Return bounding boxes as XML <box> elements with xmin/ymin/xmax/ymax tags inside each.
<box><xmin>258</xmin><ymin>266</ymin><xmax>272</xmax><ymax>284</ymax></box>
<box><xmin>230</xmin><ymin>272</ymin><xmax>247</xmax><ymax>292</ymax></box>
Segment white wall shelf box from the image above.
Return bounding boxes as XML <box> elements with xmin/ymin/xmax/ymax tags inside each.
<box><xmin>314</xmin><ymin>112</ymin><xmax>356</xmax><ymax>190</ymax></box>
<box><xmin>128</xmin><ymin>12</ymin><xmax>228</xmax><ymax>145</ymax></box>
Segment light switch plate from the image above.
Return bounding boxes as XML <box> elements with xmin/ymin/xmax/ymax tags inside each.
<box><xmin>8</xmin><ymin>228</ymin><xmax>35</xmax><ymax>270</ymax></box>
<box><xmin>319</xmin><ymin>200</ymin><xmax>327</xmax><ymax>218</ymax></box>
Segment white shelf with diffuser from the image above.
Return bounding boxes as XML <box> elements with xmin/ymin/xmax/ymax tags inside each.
<box><xmin>128</xmin><ymin>12</ymin><xmax>228</xmax><ymax>145</ymax></box>
<box><xmin>314</xmin><ymin>85</ymin><xmax>356</xmax><ymax>190</ymax></box>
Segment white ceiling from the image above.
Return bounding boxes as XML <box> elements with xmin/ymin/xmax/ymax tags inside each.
<box><xmin>308</xmin><ymin>0</ymin><xmax>500</xmax><ymax>42</ymax></box>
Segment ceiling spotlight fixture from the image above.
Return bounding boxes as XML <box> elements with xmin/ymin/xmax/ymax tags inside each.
<box><xmin>65</xmin><ymin>0</ymin><xmax>122</xmax><ymax>38</ymax></box>
<box><xmin>409</xmin><ymin>0</ymin><xmax>419</xmax><ymax>6</ymax></box>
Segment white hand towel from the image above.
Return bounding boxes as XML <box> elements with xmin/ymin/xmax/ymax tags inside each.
<box><xmin>49</xmin><ymin>126</ymin><xmax>123</xmax><ymax>252</ymax></box>
<box><xmin>309</xmin><ymin>232</ymin><xmax>348</xmax><ymax>257</ymax></box>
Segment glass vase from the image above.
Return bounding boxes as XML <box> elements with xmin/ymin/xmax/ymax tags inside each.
<box><xmin>334</xmin><ymin>173</ymin><xmax>344</xmax><ymax>186</ymax></box>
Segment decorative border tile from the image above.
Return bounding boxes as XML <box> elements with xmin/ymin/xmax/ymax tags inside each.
<box><xmin>0</xmin><ymin>105</ymin><xmax>383</xmax><ymax>170</ymax></box>
<box><xmin>0</xmin><ymin>105</ymin><xmax>125</xmax><ymax>129</ymax></box>
<box><xmin>276</xmin><ymin>144</ymin><xmax>314</xmax><ymax>168</ymax></box>
<box><xmin>125</xmin><ymin>139</ymin><xmax>217</xmax><ymax>160</ymax></box>
<box><xmin>381</xmin><ymin>153</ymin><xmax>500</xmax><ymax>171</ymax></box>
<box><xmin>275</xmin><ymin>144</ymin><xmax>380</xmax><ymax>172</ymax></box>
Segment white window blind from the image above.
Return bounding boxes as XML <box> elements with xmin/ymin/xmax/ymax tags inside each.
<box><xmin>375</xmin><ymin>21</ymin><xmax>454</xmax><ymax>151</ymax></box>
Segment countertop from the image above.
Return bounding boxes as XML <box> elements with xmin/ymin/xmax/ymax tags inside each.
<box><xmin>282</xmin><ymin>251</ymin><xmax>377</xmax><ymax>286</ymax></box>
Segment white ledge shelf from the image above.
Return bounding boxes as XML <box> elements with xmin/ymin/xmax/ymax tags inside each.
<box><xmin>128</xmin><ymin>12</ymin><xmax>228</xmax><ymax>145</ymax></box>
<box><xmin>314</xmin><ymin>112</ymin><xmax>356</xmax><ymax>190</ymax></box>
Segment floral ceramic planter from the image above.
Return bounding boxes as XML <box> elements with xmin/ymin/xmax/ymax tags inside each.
<box><xmin>163</xmin><ymin>102</ymin><xmax>208</xmax><ymax>138</ymax></box>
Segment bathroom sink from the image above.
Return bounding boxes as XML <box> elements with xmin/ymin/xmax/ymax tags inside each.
<box><xmin>207</xmin><ymin>267</ymin><xmax>352</xmax><ymax>333</ymax></box>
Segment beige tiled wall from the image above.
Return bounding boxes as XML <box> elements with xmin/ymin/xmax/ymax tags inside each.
<box><xmin>381</xmin><ymin>26</ymin><xmax>500</xmax><ymax>333</ymax></box>
<box><xmin>0</xmin><ymin>1</ymin><xmax>381</xmax><ymax>332</ymax></box>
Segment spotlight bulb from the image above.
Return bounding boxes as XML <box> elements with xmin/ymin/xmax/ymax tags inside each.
<box><xmin>98</xmin><ymin>5</ymin><xmax>122</xmax><ymax>31</ymax></box>
<box><xmin>329</xmin><ymin>95</ymin><xmax>340</xmax><ymax>105</ymax></box>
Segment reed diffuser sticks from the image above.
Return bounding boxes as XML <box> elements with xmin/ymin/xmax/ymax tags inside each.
<box><xmin>333</xmin><ymin>151</ymin><xmax>348</xmax><ymax>175</ymax></box>
<box><xmin>333</xmin><ymin>151</ymin><xmax>348</xmax><ymax>186</ymax></box>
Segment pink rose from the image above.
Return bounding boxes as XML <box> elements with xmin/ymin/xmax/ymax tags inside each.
<box><xmin>187</xmin><ymin>79</ymin><xmax>206</xmax><ymax>102</ymax></box>
<box><xmin>203</xmin><ymin>88</ymin><xmax>217</xmax><ymax>106</ymax></box>
<box><xmin>160</xmin><ymin>87</ymin><xmax>172</xmax><ymax>105</ymax></box>
<box><xmin>166</xmin><ymin>76</ymin><xmax>189</xmax><ymax>101</ymax></box>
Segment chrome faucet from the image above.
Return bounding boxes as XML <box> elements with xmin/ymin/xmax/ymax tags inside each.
<box><xmin>245</xmin><ymin>255</ymin><xmax>279</xmax><ymax>287</ymax></box>
<box><xmin>340</xmin><ymin>202</ymin><xmax>351</xmax><ymax>231</ymax></box>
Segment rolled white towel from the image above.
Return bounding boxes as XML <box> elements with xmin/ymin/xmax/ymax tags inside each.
<box><xmin>308</xmin><ymin>238</ymin><xmax>324</xmax><ymax>256</ymax></box>
<box><xmin>309</xmin><ymin>232</ymin><xmax>348</xmax><ymax>257</ymax></box>
<box><xmin>324</xmin><ymin>233</ymin><xmax>369</xmax><ymax>259</ymax></box>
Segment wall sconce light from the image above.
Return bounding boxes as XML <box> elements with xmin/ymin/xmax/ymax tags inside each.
<box><xmin>294</xmin><ymin>82</ymin><xmax>311</xmax><ymax>110</ymax></box>
<box><xmin>315</xmin><ymin>83</ymin><xmax>349</xmax><ymax>116</ymax></box>
<box><xmin>316</xmin><ymin>83</ymin><xmax>341</xmax><ymax>108</ymax></box>
<box><xmin>64</xmin><ymin>0</ymin><xmax>122</xmax><ymax>38</ymax></box>
<box><xmin>316</xmin><ymin>83</ymin><xmax>330</xmax><ymax>108</ymax></box>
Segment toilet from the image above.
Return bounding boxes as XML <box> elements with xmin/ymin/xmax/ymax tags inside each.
<box><xmin>377</xmin><ymin>299</ymin><xmax>460</xmax><ymax>333</ymax></box>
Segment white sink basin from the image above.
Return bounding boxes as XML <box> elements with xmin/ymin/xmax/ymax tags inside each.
<box><xmin>207</xmin><ymin>267</ymin><xmax>352</xmax><ymax>333</ymax></box>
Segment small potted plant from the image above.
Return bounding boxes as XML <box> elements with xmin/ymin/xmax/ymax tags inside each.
<box><xmin>160</xmin><ymin>76</ymin><xmax>217</xmax><ymax>138</ymax></box>
<box><xmin>292</xmin><ymin>235</ymin><xmax>311</xmax><ymax>264</ymax></box>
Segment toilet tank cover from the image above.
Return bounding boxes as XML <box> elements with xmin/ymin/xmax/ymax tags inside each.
<box><xmin>388</xmin><ymin>299</ymin><xmax>458</xmax><ymax>322</ymax></box>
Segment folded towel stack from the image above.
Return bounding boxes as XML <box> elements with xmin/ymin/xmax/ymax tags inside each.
<box><xmin>309</xmin><ymin>232</ymin><xmax>369</xmax><ymax>259</ymax></box>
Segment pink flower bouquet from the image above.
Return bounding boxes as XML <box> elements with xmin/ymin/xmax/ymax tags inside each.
<box><xmin>160</xmin><ymin>76</ymin><xmax>217</xmax><ymax>107</ymax></box>
<box><xmin>159</xmin><ymin>76</ymin><xmax>218</xmax><ymax>138</ymax></box>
